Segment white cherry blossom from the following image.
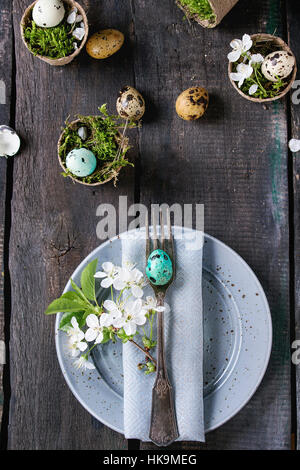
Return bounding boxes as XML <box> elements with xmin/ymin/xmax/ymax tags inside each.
<box><xmin>85</xmin><ymin>314</ymin><xmax>104</xmax><ymax>344</ymax></box>
<box><xmin>249</xmin><ymin>53</ymin><xmax>264</xmax><ymax>66</ymax></box>
<box><xmin>142</xmin><ymin>296</ymin><xmax>170</xmax><ymax>314</ymax></box>
<box><xmin>101</xmin><ymin>299</ymin><xmax>123</xmax><ymax>328</ymax></box>
<box><xmin>74</xmin><ymin>356</ymin><xmax>95</xmax><ymax>370</ymax></box>
<box><xmin>67</xmin><ymin>316</ymin><xmax>84</xmax><ymax>343</ymax></box>
<box><xmin>230</xmin><ymin>63</ymin><xmax>253</xmax><ymax>88</ymax></box>
<box><xmin>227</xmin><ymin>34</ymin><xmax>253</xmax><ymax>62</ymax></box>
<box><xmin>94</xmin><ymin>262</ymin><xmax>119</xmax><ymax>289</ymax></box>
<box><xmin>67</xmin><ymin>336</ymin><xmax>87</xmax><ymax>357</ymax></box>
<box><xmin>113</xmin><ymin>265</ymin><xmax>145</xmax><ymax>298</ymax></box>
<box><xmin>122</xmin><ymin>298</ymin><xmax>147</xmax><ymax>336</ymax></box>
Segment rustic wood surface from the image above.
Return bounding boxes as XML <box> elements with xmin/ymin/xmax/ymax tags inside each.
<box><xmin>0</xmin><ymin>0</ymin><xmax>298</xmax><ymax>450</ymax></box>
<box><xmin>0</xmin><ymin>0</ymin><xmax>13</xmax><ymax>441</ymax></box>
<box><xmin>287</xmin><ymin>0</ymin><xmax>300</xmax><ymax>451</ymax></box>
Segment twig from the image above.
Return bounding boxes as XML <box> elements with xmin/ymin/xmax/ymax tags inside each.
<box><xmin>129</xmin><ymin>339</ymin><xmax>157</xmax><ymax>365</ymax></box>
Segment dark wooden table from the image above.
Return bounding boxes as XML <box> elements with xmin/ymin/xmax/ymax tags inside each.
<box><xmin>0</xmin><ymin>0</ymin><xmax>299</xmax><ymax>450</ymax></box>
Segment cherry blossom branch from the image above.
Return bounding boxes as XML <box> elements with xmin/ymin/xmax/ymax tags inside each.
<box><xmin>129</xmin><ymin>339</ymin><xmax>157</xmax><ymax>366</ymax></box>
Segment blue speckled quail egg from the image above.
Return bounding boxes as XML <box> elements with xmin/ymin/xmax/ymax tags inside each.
<box><xmin>146</xmin><ymin>249</ymin><xmax>173</xmax><ymax>286</ymax></box>
<box><xmin>261</xmin><ymin>50</ymin><xmax>295</xmax><ymax>82</ymax></box>
<box><xmin>66</xmin><ymin>148</ymin><xmax>97</xmax><ymax>177</ymax></box>
<box><xmin>116</xmin><ymin>86</ymin><xmax>145</xmax><ymax>120</ymax></box>
<box><xmin>32</xmin><ymin>0</ymin><xmax>65</xmax><ymax>28</ymax></box>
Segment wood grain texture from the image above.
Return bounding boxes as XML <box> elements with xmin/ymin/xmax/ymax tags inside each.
<box><xmin>7</xmin><ymin>0</ymin><xmax>137</xmax><ymax>450</ymax></box>
<box><xmin>136</xmin><ymin>0</ymin><xmax>291</xmax><ymax>449</ymax></box>
<box><xmin>0</xmin><ymin>0</ymin><xmax>13</xmax><ymax>432</ymax></box>
<box><xmin>286</xmin><ymin>0</ymin><xmax>300</xmax><ymax>451</ymax></box>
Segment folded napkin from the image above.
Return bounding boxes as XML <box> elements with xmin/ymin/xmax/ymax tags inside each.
<box><xmin>122</xmin><ymin>228</ymin><xmax>205</xmax><ymax>442</ymax></box>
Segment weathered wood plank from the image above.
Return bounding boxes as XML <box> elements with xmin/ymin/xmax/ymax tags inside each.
<box><xmin>0</xmin><ymin>0</ymin><xmax>13</xmax><ymax>436</ymax></box>
<box><xmin>136</xmin><ymin>0</ymin><xmax>291</xmax><ymax>449</ymax></box>
<box><xmin>286</xmin><ymin>0</ymin><xmax>300</xmax><ymax>451</ymax></box>
<box><xmin>8</xmin><ymin>0</ymin><xmax>137</xmax><ymax>449</ymax></box>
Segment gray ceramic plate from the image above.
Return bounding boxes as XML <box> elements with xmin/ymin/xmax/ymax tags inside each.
<box><xmin>55</xmin><ymin>228</ymin><xmax>272</xmax><ymax>434</ymax></box>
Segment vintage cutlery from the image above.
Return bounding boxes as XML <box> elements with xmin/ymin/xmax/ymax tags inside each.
<box><xmin>145</xmin><ymin>208</ymin><xmax>179</xmax><ymax>446</ymax></box>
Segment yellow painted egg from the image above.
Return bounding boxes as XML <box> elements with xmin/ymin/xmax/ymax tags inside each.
<box><xmin>86</xmin><ymin>29</ymin><xmax>124</xmax><ymax>59</ymax></box>
<box><xmin>176</xmin><ymin>87</ymin><xmax>209</xmax><ymax>121</ymax></box>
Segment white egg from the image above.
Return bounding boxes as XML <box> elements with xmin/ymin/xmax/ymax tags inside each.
<box><xmin>32</xmin><ymin>0</ymin><xmax>65</xmax><ymax>28</ymax></box>
<box><xmin>0</xmin><ymin>126</ymin><xmax>21</xmax><ymax>157</ymax></box>
<box><xmin>261</xmin><ymin>50</ymin><xmax>295</xmax><ymax>82</ymax></box>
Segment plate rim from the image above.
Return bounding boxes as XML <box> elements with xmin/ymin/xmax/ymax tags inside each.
<box><xmin>55</xmin><ymin>228</ymin><xmax>272</xmax><ymax>435</ymax></box>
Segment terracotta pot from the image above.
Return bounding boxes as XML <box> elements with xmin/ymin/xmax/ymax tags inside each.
<box><xmin>228</xmin><ymin>33</ymin><xmax>297</xmax><ymax>103</ymax></box>
<box><xmin>20</xmin><ymin>0</ymin><xmax>88</xmax><ymax>66</ymax></box>
<box><xmin>57</xmin><ymin>119</ymin><xmax>128</xmax><ymax>187</ymax></box>
<box><xmin>176</xmin><ymin>0</ymin><xmax>239</xmax><ymax>28</ymax></box>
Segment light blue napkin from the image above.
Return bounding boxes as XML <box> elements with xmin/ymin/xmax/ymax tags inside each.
<box><xmin>121</xmin><ymin>228</ymin><xmax>205</xmax><ymax>442</ymax></box>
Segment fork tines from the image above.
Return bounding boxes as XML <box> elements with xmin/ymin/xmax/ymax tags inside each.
<box><xmin>145</xmin><ymin>207</ymin><xmax>173</xmax><ymax>260</ymax></box>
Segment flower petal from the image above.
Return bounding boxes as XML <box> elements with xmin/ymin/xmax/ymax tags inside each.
<box><xmin>86</xmin><ymin>314</ymin><xmax>99</xmax><ymax>328</ymax></box>
<box><xmin>102</xmin><ymin>261</ymin><xmax>114</xmax><ymax>273</ymax></box>
<box><xmin>85</xmin><ymin>328</ymin><xmax>98</xmax><ymax>342</ymax></box>
<box><xmin>227</xmin><ymin>49</ymin><xmax>241</xmax><ymax>62</ymax></box>
<box><xmin>101</xmin><ymin>277</ymin><xmax>113</xmax><ymax>288</ymax></box>
<box><xmin>289</xmin><ymin>138</ymin><xmax>300</xmax><ymax>153</ymax></box>
<box><xmin>249</xmin><ymin>84</ymin><xmax>258</xmax><ymax>95</ymax></box>
<box><xmin>94</xmin><ymin>271</ymin><xmax>107</xmax><ymax>278</ymax></box>
<box><xmin>103</xmin><ymin>299</ymin><xmax>117</xmax><ymax>311</ymax></box>
<box><xmin>95</xmin><ymin>331</ymin><xmax>104</xmax><ymax>344</ymax></box>
<box><xmin>242</xmin><ymin>34</ymin><xmax>252</xmax><ymax>51</ymax></box>
<box><xmin>131</xmin><ymin>285</ymin><xmax>143</xmax><ymax>298</ymax></box>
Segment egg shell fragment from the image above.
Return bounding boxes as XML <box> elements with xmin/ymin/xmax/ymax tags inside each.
<box><xmin>176</xmin><ymin>87</ymin><xmax>209</xmax><ymax>121</ymax></box>
<box><xmin>116</xmin><ymin>86</ymin><xmax>145</xmax><ymax>120</ymax></box>
<box><xmin>146</xmin><ymin>249</ymin><xmax>173</xmax><ymax>286</ymax></box>
<box><xmin>32</xmin><ymin>0</ymin><xmax>65</xmax><ymax>28</ymax></box>
<box><xmin>86</xmin><ymin>29</ymin><xmax>124</xmax><ymax>59</ymax></box>
<box><xmin>261</xmin><ymin>50</ymin><xmax>295</xmax><ymax>82</ymax></box>
<box><xmin>66</xmin><ymin>148</ymin><xmax>97</xmax><ymax>177</ymax></box>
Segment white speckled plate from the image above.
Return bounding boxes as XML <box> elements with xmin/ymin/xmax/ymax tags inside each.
<box><xmin>55</xmin><ymin>228</ymin><xmax>272</xmax><ymax>434</ymax></box>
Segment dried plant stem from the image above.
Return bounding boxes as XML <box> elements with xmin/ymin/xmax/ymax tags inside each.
<box><xmin>115</xmin><ymin>118</ymin><xmax>129</xmax><ymax>162</ymax></box>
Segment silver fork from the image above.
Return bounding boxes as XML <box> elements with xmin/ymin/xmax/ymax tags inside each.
<box><xmin>145</xmin><ymin>208</ymin><xmax>179</xmax><ymax>446</ymax></box>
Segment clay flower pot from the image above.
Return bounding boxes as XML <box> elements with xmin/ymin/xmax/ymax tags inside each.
<box><xmin>228</xmin><ymin>33</ymin><xmax>297</xmax><ymax>103</ymax></box>
<box><xmin>57</xmin><ymin>119</ymin><xmax>128</xmax><ymax>187</ymax></box>
<box><xmin>20</xmin><ymin>0</ymin><xmax>88</xmax><ymax>66</ymax></box>
<box><xmin>176</xmin><ymin>0</ymin><xmax>239</xmax><ymax>28</ymax></box>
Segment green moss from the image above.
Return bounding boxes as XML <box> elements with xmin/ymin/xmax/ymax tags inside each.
<box><xmin>59</xmin><ymin>105</ymin><xmax>137</xmax><ymax>185</ymax></box>
<box><xmin>178</xmin><ymin>0</ymin><xmax>216</xmax><ymax>22</ymax></box>
<box><xmin>23</xmin><ymin>18</ymin><xmax>77</xmax><ymax>59</ymax></box>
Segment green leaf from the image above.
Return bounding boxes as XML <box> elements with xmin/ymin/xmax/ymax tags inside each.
<box><xmin>80</xmin><ymin>259</ymin><xmax>98</xmax><ymax>301</ymax></box>
<box><xmin>45</xmin><ymin>296</ymin><xmax>87</xmax><ymax>315</ymax></box>
<box><xmin>70</xmin><ymin>279</ymin><xmax>90</xmax><ymax>303</ymax></box>
<box><xmin>59</xmin><ymin>311</ymin><xmax>86</xmax><ymax>332</ymax></box>
<box><xmin>116</xmin><ymin>328</ymin><xmax>134</xmax><ymax>344</ymax></box>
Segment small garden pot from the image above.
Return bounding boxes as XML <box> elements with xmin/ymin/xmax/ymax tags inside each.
<box><xmin>175</xmin><ymin>0</ymin><xmax>239</xmax><ymax>28</ymax></box>
<box><xmin>57</xmin><ymin>119</ymin><xmax>128</xmax><ymax>187</ymax></box>
<box><xmin>20</xmin><ymin>0</ymin><xmax>88</xmax><ymax>66</ymax></box>
<box><xmin>228</xmin><ymin>33</ymin><xmax>297</xmax><ymax>103</ymax></box>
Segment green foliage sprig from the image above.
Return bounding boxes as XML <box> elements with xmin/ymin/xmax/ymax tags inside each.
<box><xmin>45</xmin><ymin>259</ymin><xmax>158</xmax><ymax>374</ymax></box>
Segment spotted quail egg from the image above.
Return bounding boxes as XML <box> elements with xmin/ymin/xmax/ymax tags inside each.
<box><xmin>66</xmin><ymin>148</ymin><xmax>97</xmax><ymax>177</ymax></box>
<box><xmin>261</xmin><ymin>50</ymin><xmax>295</xmax><ymax>82</ymax></box>
<box><xmin>32</xmin><ymin>0</ymin><xmax>65</xmax><ymax>28</ymax></box>
<box><xmin>176</xmin><ymin>87</ymin><xmax>209</xmax><ymax>121</ymax></box>
<box><xmin>116</xmin><ymin>86</ymin><xmax>145</xmax><ymax>120</ymax></box>
<box><xmin>86</xmin><ymin>29</ymin><xmax>124</xmax><ymax>59</ymax></box>
<box><xmin>146</xmin><ymin>249</ymin><xmax>173</xmax><ymax>286</ymax></box>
